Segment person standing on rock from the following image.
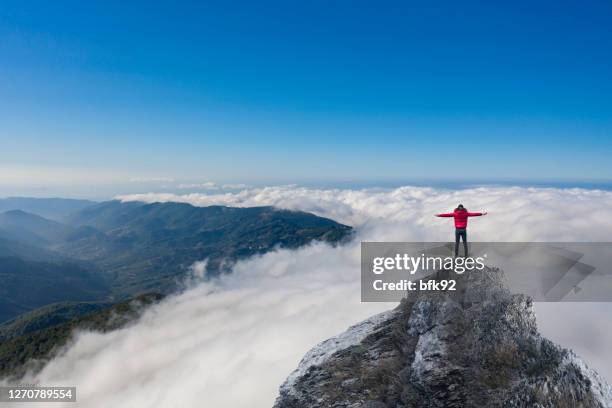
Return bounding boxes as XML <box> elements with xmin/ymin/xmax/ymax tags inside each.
<box><xmin>435</xmin><ymin>204</ymin><xmax>487</xmax><ymax>257</ymax></box>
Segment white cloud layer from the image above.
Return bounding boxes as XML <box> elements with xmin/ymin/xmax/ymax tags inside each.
<box><xmin>119</xmin><ymin>185</ymin><xmax>612</xmax><ymax>241</ymax></box>
<box><xmin>221</xmin><ymin>183</ymin><xmax>250</xmax><ymax>190</ymax></box>
<box><xmin>177</xmin><ymin>182</ymin><xmax>218</xmax><ymax>190</ymax></box>
<box><xmin>128</xmin><ymin>176</ymin><xmax>176</xmax><ymax>183</ymax></box>
<box><xmin>4</xmin><ymin>185</ymin><xmax>612</xmax><ymax>408</ymax></box>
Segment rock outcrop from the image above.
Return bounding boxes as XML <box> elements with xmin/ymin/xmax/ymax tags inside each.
<box><xmin>274</xmin><ymin>267</ymin><xmax>612</xmax><ymax>407</ymax></box>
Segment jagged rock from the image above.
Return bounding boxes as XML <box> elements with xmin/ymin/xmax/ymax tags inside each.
<box><xmin>274</xmin><ymin>267</ymin><xmax>612</xmax><ymax>408</ymax></box>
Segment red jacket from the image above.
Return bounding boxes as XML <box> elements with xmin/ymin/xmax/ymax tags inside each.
<box><xmin>436</xmin><ymin>209</ymin><xmax>483</xmax><ymax>228</ymax></box>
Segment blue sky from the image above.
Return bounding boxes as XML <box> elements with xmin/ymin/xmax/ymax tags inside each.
<box><xmin>1</xmin><ymin>1</ymin><xmax>611</xmax><ymax>197</ymax></box>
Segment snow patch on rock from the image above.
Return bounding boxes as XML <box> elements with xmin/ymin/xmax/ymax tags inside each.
<box><xmin>279</xmin><ymin>309</ymin><xmax>397</xmax><ymax>395</ymax></box>
<box><xmin>566</xmin><ymin>353</ymin><xmax>612</xmax><ymax>407</ymax></box>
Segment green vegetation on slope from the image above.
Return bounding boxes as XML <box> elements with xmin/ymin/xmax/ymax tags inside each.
<box><xmin>0</xmin><ymin>256</ymin><xmax>109</xmax><ymax>323</ymax></box>
<box><xmin>0</xmin><ymin>301</ymin><xmax>111</xmax><ymax>341</ymax></box>
<box><xmin>0</xmin><ymin>293</ymin><xmax>164</xmax><ymax>380</ymax></box>
<box><xmin>60</xmin><ymin>201</ymin><xmax>352</xmax><ymax>296</ymax></box>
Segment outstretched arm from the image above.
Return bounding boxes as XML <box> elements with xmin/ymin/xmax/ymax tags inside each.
<box><xmin>467</xmin><ymin>211</ymin><xmax>487</xmax><ymax>216</ymax></box>
<box><xmin>435</xmin><ymin>213</ymin><xmax>454</xmax><ymax>217</ymax></box>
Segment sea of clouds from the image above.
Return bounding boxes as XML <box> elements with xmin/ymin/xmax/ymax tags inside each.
<box><xmin>4</xmin><ymin>185</ymin><xmax>612</xmax><ymax>408</ymax></box>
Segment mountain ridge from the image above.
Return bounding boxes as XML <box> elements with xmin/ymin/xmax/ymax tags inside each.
<box><xmin>58</xmin><ymin>200</ymin><xmax>352</xmax><ymax>295</ymax></box>
<box><xmin>0</xmin><ymin>209</ymin><xmax>73</xmax><ymax>247</ymax></box>
<box><xmin>0</xmin><ymin>197</ymin><xmax>96</xmax><ymax>220</ymax></box>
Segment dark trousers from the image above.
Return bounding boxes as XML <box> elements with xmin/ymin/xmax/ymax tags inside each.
<box><xmin>455</xmin><ymin>228</ymin><xmax>468</xmax><ymax>257</ymax></box>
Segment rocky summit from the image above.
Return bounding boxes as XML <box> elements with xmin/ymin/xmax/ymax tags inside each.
<box><xmin>274</xmin><ymin>267</ymin><xmax>612</xmax><ymax>408</ymax></box>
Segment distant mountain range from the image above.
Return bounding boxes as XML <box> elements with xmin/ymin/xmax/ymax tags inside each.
<box><xmin>0</xmin><ymin>198</ymin><xmax>350</xmax><ymax>320</ymax></box>
<box><xmin>58</xmin><ymin>200</ymin><xmax>351</xmax><ymax>295</ymax></box>
<box><xmin>0</xmin><ymin>197</ymin><xmax>352</xmax><ymax>377</ymax></box>
<box><xmin>0</xmin><ymin>197</ymin><xmax>95</xmax><ymax>221</ymax></box>
<box><xmin>0</xmin><ymin>210</ymin><xmax>74</xmax><ymax>249</ymax></box>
